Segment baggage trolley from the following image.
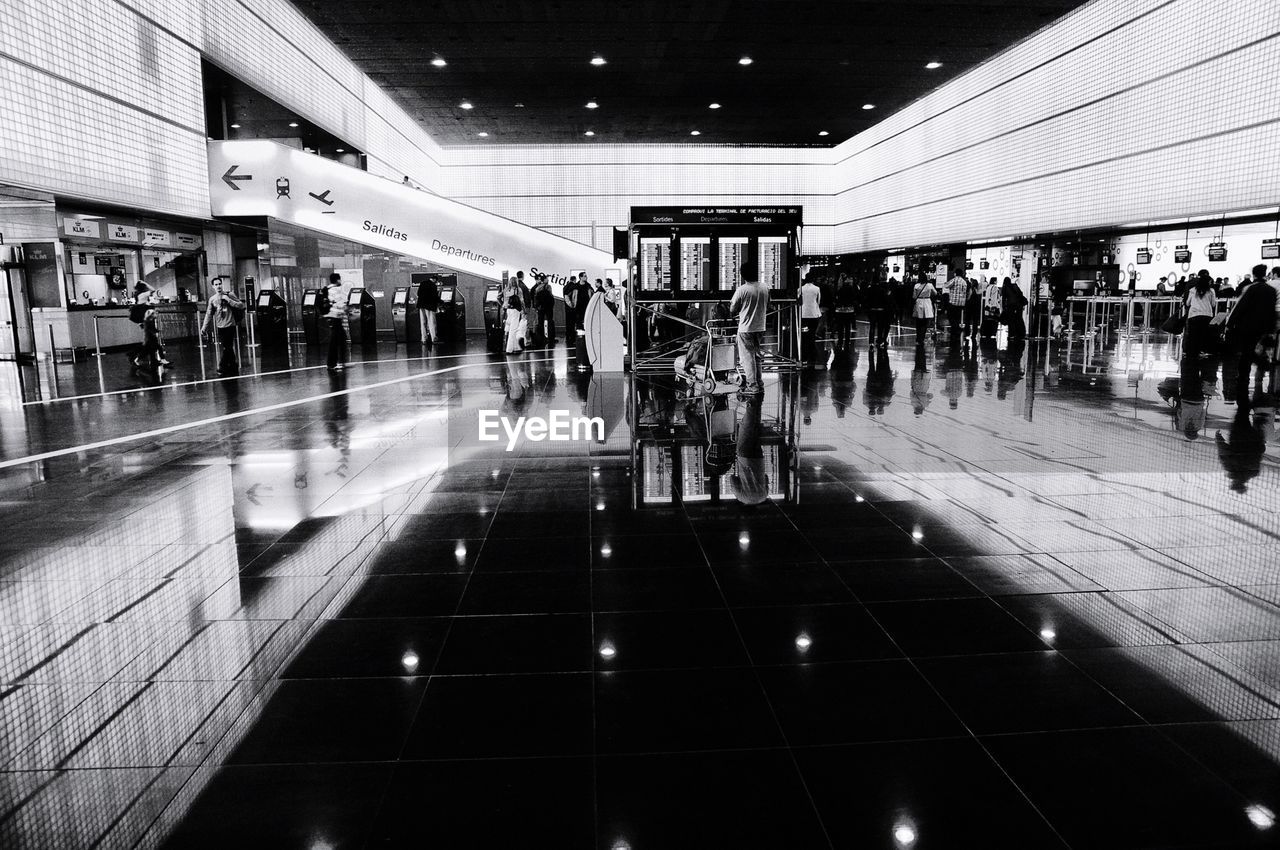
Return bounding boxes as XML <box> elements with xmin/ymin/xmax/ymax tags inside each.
<box><xmin>675</xmin><ymin>319</ymin><xmax>743</xmax><ymax>396</ymax></box>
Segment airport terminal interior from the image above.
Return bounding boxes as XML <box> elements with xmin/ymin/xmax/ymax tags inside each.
<box><xmin>3</xmin><ymin>1</ymin><xmax>1280</xmax><ymax>848</ymax></box>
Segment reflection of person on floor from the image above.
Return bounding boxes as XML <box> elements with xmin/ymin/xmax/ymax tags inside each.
<box><xmin>1177</xmin><ymin>397</ymin><xmax>1207</xmax><ymax>441</ymax></box>
<box><xmin>830</xmin><ymin>347</ymin><xmax>856</xmax><ymax>418</ymax></box>
<box><xmin>944</xmin><ymin>345</ymin><xmax>964</xmax><ymax>410</ymax></box>
<box><xmin>863</xmin><ymin>345</ymin><xmax>896</xmax><ymax>415</ymax></box>
<box><xmin>1216</xmin><ymin>407</ymin><xmax>1269</xmax><ymax>491</ymax></box>
<box><xmin>997</xmin><ymin>339</ymin><xmax>1026</xmax><ymax>400</ymax></box>
<box><xmin>910</xmin><ymin>346</ymin><xmax>933</xmax><ymax>416</ymax></box>
<box><xmin>732</xmin><ymin>395</ymin><xmax>768</xmax><ymax>506</ymax></box>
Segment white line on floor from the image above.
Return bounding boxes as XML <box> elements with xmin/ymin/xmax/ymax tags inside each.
<box><xmin>1</xmin><ymin>356</ymin><xmax>555</xmax><ymax>471</ymax></box>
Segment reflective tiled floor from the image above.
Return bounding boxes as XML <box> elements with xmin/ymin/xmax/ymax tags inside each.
<box><xmin>2</xmin><ymin>324</ymin><xmax>1280</xmax><ymax>849</ymax></box>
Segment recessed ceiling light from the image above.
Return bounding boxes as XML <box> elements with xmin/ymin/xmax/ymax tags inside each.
<box><xmin>431</xmin><ymin>57</ymin><xmax>446</xmax><ymax>67</ymax></box>
<box><xmin>514</xmin><ymin>103</ymin><xmax>524</xmax><ymax>107</ymax></box>
<box><xmin>862</xmin><ymin>103</ymin><xmax>875</xmax><ymax>110</ymax></box>
<box><xmin>709</xmin><ymin>102</ymin><xmax>721</xmax><ymax>109</ymax></box>
<box><xmin>335</xmin><ymin>148</ymin><xmax>345</xmax><ymax>152</ymax></box>
<box><xmin>738</xmin><ymin>56</ymin><xmax>752</xmax><ymax>65</ymax></box>
<box><xmin>586</xmin><ymin>101</ymin><xmax>598</xmax><ymax>109</ymax></box>
<box><xmin>460</xmin><ymin>101</ymin><xmax>473</xmax><ymax>110</ymax></box>
<box><xmin>818</xmin><ymin>130</ymin><xmax>829</xmax><ymax>136</ymax></box>
<box><xmin>288</xmin><ymin>122</ymin><xmax>299</xmax><ymax>127</ymax></box>
<box><xmin>590</xmin><ymin>56</ymin><xmax>606</xmax><ymax>66</ymax></box>
<box><xmin>229</xmin><ymin>123</ymin><xmax>241</xmax><ymax>129</ymax></box>
<box><xmin>925</xmin><ymin>61</ymin><xmax>943</xmax><ymax>69</ymax></box>
<box><xmin>690</xmin><ymin>130</ymin><xmax>701</xmax><ymax>136</ymax></box>
<box><xmin>584</xmin><ymin>130</ymin><xmax>595</xmax><ymax>136</ymax></box>
<box><xmin>477</xmin><ymin>131</ymin><xmax>488</xmax><ymax>137</ymax></box>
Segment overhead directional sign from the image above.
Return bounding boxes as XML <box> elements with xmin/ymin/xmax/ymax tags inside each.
<box><xmin>222</xmin><ymin>165</ymin><xmax>252</xmax><ymax>190</ymax></box>
<box><xmin>207</xmin><ymin>140</ymin><xmax>621</xmax><ymax>285</ymax></box>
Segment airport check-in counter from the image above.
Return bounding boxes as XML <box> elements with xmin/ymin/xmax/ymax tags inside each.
<box><xmin>436</xmin><ymin>282</ymin><xmax>467</xmax><ymax>344</ymax></box>
<box><xmin>301</xmin><ymin>288</ymin><xmax>330</xmax><ymax>345</ymax></box>
<box><xmin>347</xmin><ymin>287</ymin><xmax>377</xmax><ymax>345</ymax></box>
<box><xmin>256</xmin><ymin>290</ymin><xmax>288</xmax><ymax>346</ymax></box>
<box><xmin>482</xmin><ymin>284</ymin><xmax>503</xmax><ymax>349</ymax></box>
<box><xmin>392</xmin><ymin>287</ymin><xmax>421</xmax><ymax>345</ymax></box>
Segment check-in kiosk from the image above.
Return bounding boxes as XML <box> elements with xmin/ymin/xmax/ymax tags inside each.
<box><xmin>346</xmin><ymin>288</ymin><xmax>377</xmax><ymax>345</ymax></box>
<box><xmin>392</xmin><ymin>286</ymin><xmax>421</xmax><ymax>345</ymax></box>
<box><xmin>301</xmin><ymin>288</ymin><xmax>329</xmax><ymax>345</ymax></box>
<box><xmin>482</xmin><ymin>283</ymin><xmax>504</xmax><ymax>350</ymax></box>
<box><xmin>436</xmin><ymin>277</ymin><xmax>467</xmax><ymax>344</ymax></box>
<box><xmin>257</xmin><ymin>289</ymin><xmax>289</xmax><ymax>346</ymax></box>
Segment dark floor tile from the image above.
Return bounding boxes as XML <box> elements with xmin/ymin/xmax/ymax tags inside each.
<box><xmin>868</xmin><ymin>598</ymin><xmax>1049</xmax><ymax>657</ymax></box>
<box><xmin>160</xmin><ymin>763</ymin><xmax>390</xmax><ymax>849</ymax></box>
<box><xmin>711</xmin><ymin>561</ymin><xmax>855</xmax><ymax>607</ymax></box>
<box><xmin>592</xmin><ymin>567</ymin><xmax>724</xmax><ymax>612</ymax></box>
<box><xmin>915</xmin><ymin>651</ymin><xmax>1142</xmax><ymax>734</ymax></box>
<box><xmin>783</xmin><ymin>502</ymin><xmax>895</xmax><ymax>529</ymax></box>
<box><xmin>227</xmin><ymin>678</ymin><xmax>427</xmax><ymax>764</ymax></box>
<box><xmin>471</xmin><ymin>535</ymin><xmax>589</xmax><ymax>572</ymax></box>
<box><xmin>595</xmin><ymin>667</ymin><xmax>782</xmax><ymax>753</ymax></box>
<box><xmin>1158</xmin><ymin>720</ymin><xmax>1280</xmax><ymax>804</ymax></box>
<box><xmin>984</xmin><ymin>727</ymin><xmax>1276</xmax><ymax>848</ymax></box>
<box><xmin>597</xmin><ymin>750</ymin><xmax>829</xmax><ymax>850</ymax></box>
<box><xmin>590</xmin><ymin>508</ymin><xmax>693</xmax><ymax>537</ymax></box>
<box><xmin>456</xmin><ymin>570</ymin><xmax>590</xmax><ymax>614</ymax></box>
<box><xmin>338</xmin><ymin>575</ymin><xmax>468</xmax><ymax>618</ymax></box>
<box><xmin>696</xmin><ymin>528</ymin><xmax>822</xmax><ymax>565</ymax></box>
<box><xmin>369</xmin><ymin>758</ymin><xmax>593</xmax><ymax>848</ymax></box>
<box><xmin>402</xmin><ymin>673</ymin><xmax>592</xmax><ymax>758</ymax></box>
<box><xmin>795</xmin><ymin>739</ymin><xmax>1068</xmax><ymax>849</ymax></box>
<box><xmin>365</xmin><ymin>538</ymin><xmax>479</xmax><ymax>574</ymax></box>
<box><xmin>995</xmin><ymin>591</ymin><xmax>1187</xmax><ymax>649</ymax></box>
<box><xmin>281</xmin><ymin>617</ymin><xmax>449</xmax><ymax>679</ymax></box>
<box><xmin>804</xmin><ymin>527</ymin><xmax>926</xmax><ymax>561</ymax></box>
<box><xmin>590</xmin><ymin>533</ymin><xmax>707</xmax><ymax>569</ymax></box>
<box><xmin>486</xmin><ymin>507</ymin><xmax>589</xmax><ymax>537</ymax></box>
<box><xmin>832</xmin><ymin>557</ymin><xmax>981</xmax><ymax>602</ymax></box>
<box><xmin>593</xmin><ymin>609</ymin><xmax>750</xmax><ymax>670</ymax></box>
<box><xmin>758</xmin><ymin>660</ymin><xmax>966</xmax><ymax>745</ymax></box>
<box><xmin>389</xmin><ymin>511</ymin><xmax>494</xmax><ymax>540</ymax></box>
<box><xmin>433</xmin><ymin>614</ymin><xmax>592</xmax><ymax>674</ymax></box>
<box><xmin>733</xmin><ymin>603</ymin><xmax>902</xmax><ymax>665</ymax></box>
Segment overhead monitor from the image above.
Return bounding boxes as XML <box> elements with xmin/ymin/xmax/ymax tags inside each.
<box><xmin>758</xmin><ymin>236</ymin><xmax>788</xmax><ymax>289</ymax></box>
<box><xmin>1263</xmin><ymin>243</ymin><xmax>1280</xmax><ymax>259</ymax></box>
<box><xmin>718</xmin><ymin>237</ymin><xmax>748</xmax><ymax>290</ymax></box>
<box><xmin>680</xmin><ymin>237</ymin><xmax>710</xmax><ymax>290</ymax></box>
<box><xmin>639</xmin><ymin>238</ymin><xmax>672</xmax><ymax>290</ymax></box>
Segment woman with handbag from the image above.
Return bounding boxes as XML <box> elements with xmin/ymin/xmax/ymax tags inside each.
<box><xmin>912</xmin><ymin>275</ymin><xmax>937</xmax><ymax>345</ymax></box>
<box><xmin>1180</xmin><ymin>270</ymin><xmax>1219</xmax><ymax>401</ymax></box>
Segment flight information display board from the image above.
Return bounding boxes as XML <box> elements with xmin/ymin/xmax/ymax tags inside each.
<box><xmin>640</xmin><ymin>238</ymin><xmax>672</xmax><ymax>290</ymax></box>
<box><xmin>759</xmin><ymin>237</ymin><xmax>788</xmax><ymax>289</ymax></box>
<box><xmin>680</xmin><ymin>237</ymin><xmax>710</xmax><ymax>291</ymax></box>
<box><xmin>719</xmin><ymin>237</ymin><xmax>748</xmax><ymax>290</ymax></box>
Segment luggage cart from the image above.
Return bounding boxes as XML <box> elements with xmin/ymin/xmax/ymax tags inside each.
<box><xmin>674</xmin><ymin>318</ymin><xmax>743</xmax><ymax>396</ymax></box>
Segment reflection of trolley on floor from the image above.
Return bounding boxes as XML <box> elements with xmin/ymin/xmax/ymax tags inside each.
<box><xmin>674</xmin><ymin>318</ymin><xmax>744</xmax><ymax>396</ymax></box>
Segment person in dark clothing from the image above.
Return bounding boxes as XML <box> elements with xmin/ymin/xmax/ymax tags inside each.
<box><xmin>863</xmin><ymin>277</ymin><xmax>890</xmax><ymax>347</ymax></box>
<box><xmin>324</xmin><ymin>274</ymin><xmax>348</xmax><ymax>371</ymax></box>
<box><xmin>563</xmin><ymin>275</ymin><xmax>580</xmax><ymax>345</ymax></box>
<box><xmin>417</xmin><ymin>276</ymin><xmax>440</xmax><ymax>346</ymax></box>
<box><xmin>832</xmin><ymin>276</ymin><xmax>859</xmax><ymax>349</ymax></box>
<box><xmin>1216</xmin><ymin>407</ymin><xmax>1268</xmax><ymax>492</ymax></box>
<box><xmin>534</xmin><ymin>274</ymin><xmax>556</xmax><ymax>346</ymax></box>
<box><xmin>1000</xmin><ymin>277</ymin><xmax>1028</xmax><ymax>341</ymax></box>
<box><xmin>1226</xmin><ymin>263</ymin><xmax>1278</xmax><ymax>407</ymax></box>
<box><xmin>575</xmin><ymin>273</ymin><xmax>594</xmax><ymax>331</ymax></box>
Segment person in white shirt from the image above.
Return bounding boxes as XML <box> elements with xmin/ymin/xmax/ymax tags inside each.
<box><xmin>912</xmin><ymin>275</ymin><xmax>937</xmax><ymax>345</ymax></box>
<box><xmin>730</xmin><ymin>262</ymin><xmax>769</xmax><ymax>395</ymax></box>
<box><xmin>1180</xmin><ymin>270</ymin><xmax>1219</xmax><ymax>401</ymax></box>
<box><xmin>324</xmin><ymin>273</ymin><xmax>348</xmax><ymax>372</ymax></box>
<box><xmin>799</xmin><ymin>278</ymin><xmax>822</xmax><ymax>368</ymax></box>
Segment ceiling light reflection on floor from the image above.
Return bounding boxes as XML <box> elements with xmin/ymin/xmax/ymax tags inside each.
<box><xmin>1040</xmin><ymin>628</ymin><xmax>1057</xmax><ymax>640</ymax></box>
<box><xmin>893</xmin><ymin>824</ymin><xmax>917</xmax><ymax>845</ymax></box>
<box><xmin>738</xmin><ymin>533</ymin><xmax>750</xmax><ymax>547</ymax></box>
<box><xmin>454</xmin><ymin>542</ymin><xmax>467</xmax><ymax>560</ymax></box>
<box><xmin>1247</xmin><ymin>805</ymin><xmax>1275</xmax><ymax>829</ymax></box>
<box><xmin>795</xmin><ymin>633</ymin><xmax>813</xmax><ymax>651</ymax></box>
<box><xmin>911</xmin><ymin>528</ymin><xmax>924</xmax><ymax>540</ymax></box>
<box><xmin>599</xmin><ymin>643</ymin><xmax>617</xmax><ymax>659</ymax></box>
<box><xmin>401</xmin><ymin>651</ymin><xmax>420</xmax><ymax>673</ymax></box>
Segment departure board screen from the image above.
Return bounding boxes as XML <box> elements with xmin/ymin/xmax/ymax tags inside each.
<box><xmin>680</xmin><ymin>446</ymin><xmax>711</xmax><ymax>501</ymax></box>
<box><xmin>680</xmin><ymin>237</ymin><xmax>710</xmax><ymax>291</ymax></box>
<box><xmin>640</xmin><ymin>238</ymin><xmax>672</xmax><ymax>290</ymax></box>
<box><xmin>759</xmin><ymin>237</ymin><xmax>788</xmax><ymax>289</ymax></box>
<box><xmin>641</xmin><ymin>445</ymin><xmax>673</xmax><ymax>503</ymax></box>
<box><xmin>718</xmin><ymin>237</ymin><xmax>748</xmax><ymax>290</ymax></box>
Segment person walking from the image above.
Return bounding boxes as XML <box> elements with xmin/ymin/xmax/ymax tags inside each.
<box><xmin>504</xmin><ymin>282</ymin><xmax>525</xmax><ymax>355</ymax></box>
<box><xmin>417</xmin><ymin>275</ymin><xmax>440</xmax><ymax>347</ymax></box>
<box><xmin>963</xmin><ymin>277</ymin><xmax>982</xmax><ymax>339</ymax></box>
<box><xmin>833</xmin><ymin>275</ymin><xmax>859</xmax><ymax>349</ymax></box>
<box><xmin>324</xmin><ymin>273</ymin><xmax>348</xmax><ymax>372</ymax></box>
<box><xmin>912</xmin><ymin>274</ymin><xmax>937</xmax><ymax>345</ymax></box>
<box><xmin>563</xmin><ymin>274</ymin><xmax>580</xmax><ymax>346</ymax></box>
<box><xmin>730</xmin><ymin>261</ymin><xmax>769</xmax><ymax>396</ymax></box>
<box><xmin>201</xmin><ymin>276</ymin><xmax>244</xmax><ymax>376</ymax></box>
<box><xmin>799</xmin><ymin>276</ymin><xmax>823</xmax><ymax>367</ymax></box>
<box><xmin>944</xmin><ymin>268</ymin><xmax>968</xmax><ymax>342</ymax></box>
<box><xmin>1225</xmin><ymin>264</ymin><xmax>1277</xmax><ymax>407</ymax></box>
<box><xmin>980</xmin><ymin>277</ymin><xmax>1002</xmax><ymax>339</ymax></box>
<box><xmin>863</xmin><ymin>277</ymin><xmax>891</xmax><ymax>348</ymax></box>
<box><xmin>1000</xmin><ymin>276</ymin><xmax>1028</xmax><ymax>341</ymax></box>
<box><xmin>1180</xmin><ymin>270</ymin><xmax>1219</xmax><ymax>401</ymax></box>
<box><xmin>535</xmin><ymin>274</ymin><xmax>556</xmax><ymax>346</ymax></box>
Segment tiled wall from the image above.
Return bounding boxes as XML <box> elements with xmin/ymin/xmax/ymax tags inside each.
<box><xmin>1</xmin><ymin>0</ymin><xmax>1277</xmax><ymax>256</ymax></box>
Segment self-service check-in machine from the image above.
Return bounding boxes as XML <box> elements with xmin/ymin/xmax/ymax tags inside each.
<box><xmin>436</xmin><ymin>277</ymin><xmax>466</xmax><ymax>344</ymax></box>
<box><xmin>257</xmin><ymin>289</ymin><xmax>288</xmax><ymax>346</ymax></box>
<box><xmin>346</xmin><ymin>288</ymin><xmax>377</xmax><ymax>345</ymax></box>
<box><xmin>392</xmin><ymin>287</ymin><xmax>421</xmax><ymax>346</ymax></box>
<box><xmin>482</xmin><ymin>283</ymin><xmax>504</xmax><ymax>350</ymax></box>
<box><xmin>301</xmin><ymin>288</ymin><xmax>330</xmax><ymax>345</ymax></box>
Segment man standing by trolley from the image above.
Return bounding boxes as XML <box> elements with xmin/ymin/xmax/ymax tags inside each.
<box><xmin>730</xmin><ymin>261</ymin><xmax>769</xmax><ymax>397</ymax></box>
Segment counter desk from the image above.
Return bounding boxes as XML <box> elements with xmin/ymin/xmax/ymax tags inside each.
<box><xmin>33</xmin><ymin>303</ymin><xmax>202</xmax><ymax>356</ymax></box>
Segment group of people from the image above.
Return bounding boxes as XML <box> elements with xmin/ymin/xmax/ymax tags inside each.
<box><xmin>126</xmin><ymin>275</ymin><xmax>245</xmax><ymax>377</ymax></box>
<box><xmin>502</xmin><ymin>271</ymin><xmax>623</xmax><ymax>355</ymax></box>
<box><xmin>1179</xmin><ymin>264</ymin><xmax>1280</xmax><ymax>409</ymax></box>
